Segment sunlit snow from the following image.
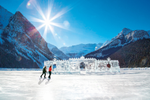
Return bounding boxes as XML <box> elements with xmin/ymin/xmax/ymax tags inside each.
<box><xmin>0</xmin><ymin>68</ymin><xmax>150</xmax><ymax>100</ymax></box>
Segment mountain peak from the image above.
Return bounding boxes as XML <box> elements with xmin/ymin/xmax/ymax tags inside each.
<box><xmin>116</xmin><ymin>28</ymin><xmax>132</xmax><ymax>39</ymax></box>
<box><xmin>121</xmin><ymin>28</ymin><xmax>132</xmax><ymax>35</ymax></box>
<box><xmin>0</xmin><ymin>6</ymin><xmax>53</xmax><ymax>68</ymax></box>
<box><xmin>14</xmin><ymin>11</ymin><xmax>24</xmax><ymax>18</ymax></box>
<box><xmin>122</xmin><ymin>28</ymin><xmax>131</xmax><ymax>31</ymax></box>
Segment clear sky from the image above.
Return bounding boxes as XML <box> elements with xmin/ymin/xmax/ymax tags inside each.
<box><xmin>0</xmin><ymin>0</ymin><xmax>150</xmax><ymax>48</ymax></box>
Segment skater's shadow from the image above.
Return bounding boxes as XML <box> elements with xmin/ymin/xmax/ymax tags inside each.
<box><xmin>45</xmin><ymin>78</ymin><xmax>50</xmax><ymax>85</ymax></box>
<box><xmin>38</xmin><ymin>78</ymin><xmax>45</xmax><ymax>85</ymax></box>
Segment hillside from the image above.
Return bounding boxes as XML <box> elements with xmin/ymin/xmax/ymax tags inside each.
<box><xmin>109</xmin><ymin>39</ymin><xmax>150</xmax><ymax>67</ymax></box>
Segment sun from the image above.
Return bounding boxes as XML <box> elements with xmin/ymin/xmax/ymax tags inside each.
<box><xmin>28</xmin><ymin>0</ymin><xmax>72</xmax><ymax>39</ymax></box>
<box><xmin>44</xmin><ymin>19</ymin><xmax>51</xmax><ymax>27</ymax></box>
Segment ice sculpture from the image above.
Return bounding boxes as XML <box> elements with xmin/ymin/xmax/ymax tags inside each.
<box><xmin>44</xmin><ymin>56</ymin><xmax>120</xmax><ymax>74</ymax></box>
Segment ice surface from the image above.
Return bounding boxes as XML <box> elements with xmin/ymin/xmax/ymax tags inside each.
<box><xmin>0</xmin><ymin>69</ymin><xmax>150</xmax><ymax>100</ymax></box>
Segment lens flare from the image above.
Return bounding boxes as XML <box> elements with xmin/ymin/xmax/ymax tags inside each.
<box><xmin>27</xmin><ymin>2</ymin><xmax>31</xmax><ymax>6</ymax></box>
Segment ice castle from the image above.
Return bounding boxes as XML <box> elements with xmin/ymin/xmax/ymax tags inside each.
<box><xmin>44</xmin><ymin>56</ymin><xmax>120</xmax><ymax>74</ymax></box>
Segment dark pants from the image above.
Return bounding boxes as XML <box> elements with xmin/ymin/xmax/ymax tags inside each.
<box><xmin>48</xmin><ymin>71</ymin><xmax>51</xmax><ymax>78</ymax></box>
<box><xmin>40</xmin><ymin>72</ymin><xmax>46</xmax><ymax>78</ymax></box>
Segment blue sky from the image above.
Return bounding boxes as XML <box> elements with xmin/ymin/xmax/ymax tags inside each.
<box><xmin>0</xmin><ymin>0</ymin><xmax>150</xmax><ymax>48</ymax></box>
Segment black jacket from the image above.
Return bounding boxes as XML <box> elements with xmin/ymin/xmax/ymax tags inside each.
<box><xmin>43</xmin><ymin>67</ymin><xmax>47</xmax><ymax>73</ymax></box>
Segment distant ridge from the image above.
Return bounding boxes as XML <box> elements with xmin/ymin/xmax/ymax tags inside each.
<box><xmin>60</xmin><ymin>43</ymin><xmax>102</xmax><ymax>58</ymax></box>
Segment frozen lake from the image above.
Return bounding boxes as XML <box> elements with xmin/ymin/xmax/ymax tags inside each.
<box><xmin>0</xmin><ymin>69</ymin><xmax>150</xmax><ymax>100</ymax></box>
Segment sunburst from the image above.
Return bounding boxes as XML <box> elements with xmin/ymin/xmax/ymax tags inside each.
<box><xmin>28</xmin><ymin>0</ymin><xmax>72</xmax><ymax>39</ymax></box>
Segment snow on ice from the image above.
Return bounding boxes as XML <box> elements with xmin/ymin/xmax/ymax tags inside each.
<box><xmin>0</xmin><ymin>68</ymin><xmax>150</xmax><ymax>100</ymax></box>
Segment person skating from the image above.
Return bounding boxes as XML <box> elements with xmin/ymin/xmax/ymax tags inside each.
<box><xmin>48</xmin><ymin>66</ymin><xmax>52</xmax><ymax>79</ymax></box>
<box><xmin>40</xmin><ymin>66</ymin><xmax>47</xmax><ymax>78</ymax></box>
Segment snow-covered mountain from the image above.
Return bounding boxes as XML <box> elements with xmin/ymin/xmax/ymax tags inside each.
<box><xmin>95</xmin><ymin>43</ymin><xmax>103</xmax><ymax>50</ymax></box>
<box><xmin>85</xmin><ymin>28</ymin><xmax>150</xmax><ymax>67</ymax></box>
<box><xmin>47</xmin><ymin>43</ymin><xmax>68</xmax><ymax>60</ymax></box>
<box><xmin>0</xmin><ymin>6</ymin><xmax>53</xmax><ymax>68</ymax></box>
<box><xmin>99</xmin><ymin>28</ymin><xmax>149</xmax><ymax>49</ymax></box>
<box><xmin>60</xmin><ymin>43</ymin><xmax>102</xmax><ymax>58</ymax></box>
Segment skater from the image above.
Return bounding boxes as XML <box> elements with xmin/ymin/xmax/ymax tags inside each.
<box><xmin>48</xmin><ymin>65</ymin><xmax>52</xmax><ymax>79</ymax></box>
<box><xmin>40</xmin><ymin>66</ymin><xmax>47</xmax><ymax>78</ymax></box>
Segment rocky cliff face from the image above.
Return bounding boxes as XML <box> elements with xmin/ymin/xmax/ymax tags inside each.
<box><xmin>0</xmin><ymin>11</ymin><xmax>53</xmax><ymax>68</ymax></box>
